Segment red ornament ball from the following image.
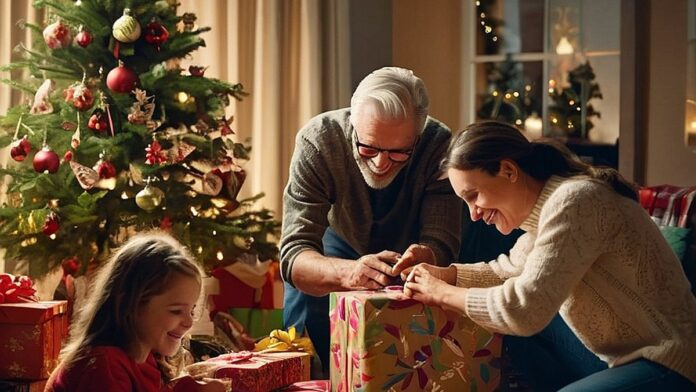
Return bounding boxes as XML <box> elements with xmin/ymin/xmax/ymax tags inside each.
<box><xmin>43</xmin><ymin>213</ymin><xmax>60</xmax><ymax>236</ymax></box>
<box><xmin>64</xmin><ymin>83</ymin><xmax>94</xmax><ymax>111</ymax></box>
<box><xmin>43</xmin><ymin>20</ymin><xmax>71</xmax><ymax>49</ymax></box>
<box><xmin>189</xmin><ymin>65</ymin><xmax>206</xmax><ymax>77</ymax></box>
<box><xmin>63</xmin><ymin>150</ymin><xmax>73</xmax><ymax>162</ymax></box>
<box><xmin>10</xmin><ymin>137</ymin><xmax>32</xmax><ymax>162</ymax></box>
<box><xmin>106</xmin><ymin>62</ymin><xmax>139</xmax><ymax>94</ymax></box>
<box><xmin>75</xmin><ymin>29</ymin><xmax>93</xmax><ymax>48</ymax></box>
<box><xmin>33</xmin><ymin>147</ymin><xmax>61</xmax><ymax>173</ymax></box>
<box><xmin>144</xmin><ymin>20</ymin><xmax>169</xmax><ymax>50</ymax></box>
<box><xmin>94</xmin><ymin>160</ymin><xmax>117</xmax><ymax>179</ymax></box>
<box><xmin>87</xmin><ymin>109</ymin><xmax>109</xmax><ymax>132</ymax></box>
<box><xmin>61</xmin><ymin>257</ymin><xmax>79</xmax><ymax>276</ymax></box>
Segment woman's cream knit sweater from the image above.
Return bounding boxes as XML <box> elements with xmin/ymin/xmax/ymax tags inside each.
<box><xmin>454</xmin><ymin>176</ymin><xmax>696</xmax><ymax>383</ymax></box>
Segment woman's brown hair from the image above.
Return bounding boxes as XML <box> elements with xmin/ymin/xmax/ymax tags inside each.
<box><xmin>441</xmin><ymin>120</ymin><xmax>637</xmax><ymax>200</ymax></box>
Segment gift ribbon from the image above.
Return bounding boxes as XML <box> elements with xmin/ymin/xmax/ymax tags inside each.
<box><xmin>186</xmin><ymin>351</ymin><xmax>269</xmax><ymax>379</ymax></box>
<box><xmin>254</xmin><ymin>326</ymin><xmax>316</xmax><ymax>357</ymax></box>
<box><xmin>0</xmin><ymin>273</ymin><xmax>37</xmax><ymax>304</ymax></box>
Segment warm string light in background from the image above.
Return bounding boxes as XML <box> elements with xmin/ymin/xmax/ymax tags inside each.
<box><xmin>489</xmin><ymin>83</ymin><xmax>534</xmax><ymax>127</ymax></box>
<box><xmin>687</xmin><ymin>99</ymin><xmax>696</xmax><ymax>146</ymax></box>
<box><xmin>476</xmin><ymin>0</ymin><xmax>499</xmax><ymax>43</ymax></box>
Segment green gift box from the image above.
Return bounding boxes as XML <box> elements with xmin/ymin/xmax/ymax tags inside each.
<box><xmin>228</xmin><ymin>308</ymin><xmax>283</xmax><ymax>339</ymax></box>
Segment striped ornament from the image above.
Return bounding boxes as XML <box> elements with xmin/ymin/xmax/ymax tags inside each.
<box><xmin>112</xmin><ymin>8</ymin><xmax>141</xmax><ymax>43</ymax></box>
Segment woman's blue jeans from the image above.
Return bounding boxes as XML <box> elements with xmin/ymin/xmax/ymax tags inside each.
<box><xmin>505</xmin><ymin>315</ymin><xmax>695</xmax><ymax>391</ymax></box>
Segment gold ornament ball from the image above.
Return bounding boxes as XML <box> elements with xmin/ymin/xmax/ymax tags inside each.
<box><xmin>135</xmin><ymin>185</ymin><xmax>164</xmax><ymax>212</ymax></box>
<box><xmin>113</xmin><ymin>8</ymin><xmax>142</xmax><ymax>43</ymax></box>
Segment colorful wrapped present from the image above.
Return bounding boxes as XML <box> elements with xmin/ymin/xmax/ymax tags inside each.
<box><xmin>329</xmin><ymin>289</ymin><xmax>502</xmax><ymax>392</ymax></box>
<box><xmin>0</xmin><ymin>300</ymin><xmax>69</xmax><ymax>379</ymax></box>
<box><xmin>186</xmin><ymin>351</ymin><xmax>311</xmax><ymax>392</ymax></box>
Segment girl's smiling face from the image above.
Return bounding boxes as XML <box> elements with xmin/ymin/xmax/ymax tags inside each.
<box><xmin>130</xmin><ymin>272</ymin><xmax>201</xmax><ymax>362</ymax></box>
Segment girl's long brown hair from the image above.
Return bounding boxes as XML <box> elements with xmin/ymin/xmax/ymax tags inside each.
<box><xmin>58</xmin><ymin>231</ymin><xmax>202</xmax><ymax>375</ymax></box>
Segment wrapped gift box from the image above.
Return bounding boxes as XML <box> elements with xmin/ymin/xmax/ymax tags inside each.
<box><xmin>228</xmin><ymin>307</ymin><xmax>283</xmax><ymax>339</ymax></box>
<box><xmin>210</xmin><ymin>261</ymin><xmax>283</xmax><ymax>311</ymax></box>
<box><xmin>187</xmin><ymin>351</ymin><xmax>311</xmax><ymax>392</ymax></box>
<box><xmin>329</xmin><ymin>290</ymin><xmax>502</xmax><ymax>392</ymax></box>
<box><xmin>0</xmin><ymin>300</ymin><xmax>68</xmax><ymax>380</ymax></box>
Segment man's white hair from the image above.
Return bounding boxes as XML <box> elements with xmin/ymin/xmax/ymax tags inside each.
<box><xmin>350</xmin><ymin>67</ymin><xmax>429</xmax><ymax>134</ymax></box>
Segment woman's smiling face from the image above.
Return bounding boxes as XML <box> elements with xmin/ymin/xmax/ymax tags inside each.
<box><xmin>447</xmin><ymin>162</ymin><xmax>530</xmax><ymax>235</ymax></box>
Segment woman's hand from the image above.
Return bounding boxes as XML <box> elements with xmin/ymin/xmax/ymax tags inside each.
<box><xmin>400</xmin><ymin>263</ymin><xmax>457</xmax><ymax>285</ymax></box>
<box><xmin>391</xmin><ymin>244</ymin><xmax>436</xmax><ymax>277</ymax></box>
<box><xmin>402</xmin><ymin>264</ymin><xmax>454</xmax><ymax>307</ymax></box>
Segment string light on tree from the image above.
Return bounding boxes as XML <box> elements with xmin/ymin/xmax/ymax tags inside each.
<box><xmin>477</xmin><ymin>55</ymin><xmax>538</xmax><ymax>126</ymax></box>
<box><xmin>0</xmin><ymin>0</ymin><xmax>280</xmax><ymax>279</ymax></box>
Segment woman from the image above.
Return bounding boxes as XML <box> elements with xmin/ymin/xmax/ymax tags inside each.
<box><xmin>401</xmin><ymin>121</ymin><xmax>696</xmax><ymax>391</ymax></box>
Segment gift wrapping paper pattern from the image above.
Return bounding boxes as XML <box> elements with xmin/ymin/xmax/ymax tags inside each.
<box><xmin>209</xmin><ymin>351</ymin><xmax>311</xmax><ymax>392</ymax></box>
<box><xmin>0</xmin><ymin>301</ymin><xmax>68</xmax><ymax>379</ymax></box>
<box><xmin>329</xmin><ymin>290</ymin><xmax>502</xmax><ymax>392</ymax></box>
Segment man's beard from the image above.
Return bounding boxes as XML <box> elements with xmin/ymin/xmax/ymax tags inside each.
<box><xmin>352</xmin><ymin>143</ymin><xmax>404</xmax><ymax>189</ymax></box>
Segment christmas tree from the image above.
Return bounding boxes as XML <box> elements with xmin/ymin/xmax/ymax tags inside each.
<box><xmin>0</xmin><ymin>0</ymin><xmax>280</xmax><ymax>278</ymax></box>
<box><xmin>477</xmin><ymin>55</ymin><xmax>538</xmax><ymax>127</ymax></box>
<box><xmin>547</xmin><ymin>61</ymin><xmax>603</xmax><ymax>138</ymax></box>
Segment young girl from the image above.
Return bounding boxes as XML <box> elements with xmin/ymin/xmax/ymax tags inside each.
<box><xmin>45</xmin><ymin>231</ymin><xmax>227</xmax><ymax>392</ymax></box>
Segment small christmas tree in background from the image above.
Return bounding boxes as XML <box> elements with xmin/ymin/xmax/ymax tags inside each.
<box><xmin>547</xmin><ymin>61</ymin><xmax>603</xmax><ymax>139</ymax></box>
<box><xmin>477</xmin><ymin>55</ymin><xmax>539</xmax><ymax>127</ymax></box>
<box><xmin>0</xmin><ymin>0</ymin><xmax>279</xmax><ymax>279</ymax></box>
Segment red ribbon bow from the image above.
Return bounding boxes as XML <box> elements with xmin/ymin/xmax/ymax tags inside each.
<box><xmin>0</xmin><ymin>273</ymin><xmax>37</xmax><ymax>304</ymax></box>
<box><xmin>208</xmin><ymin>351</ymin><xmax>255</xmax><ymax>364</ymax></box>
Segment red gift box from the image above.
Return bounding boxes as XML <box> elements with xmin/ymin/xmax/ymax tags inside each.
<box><xmin>210</xmin><ymin>261</ymin><xmax>282</xmax><ymax>311</ymax></box>
<box><xmin>0</xmin><ymin>300</ymin><xmax>68</xmax><ymax>380</ymax></box>
<box><xmin>187</xmin><ymin>351</ymin><xmax>311</xmax><ymax>392</ymax></box>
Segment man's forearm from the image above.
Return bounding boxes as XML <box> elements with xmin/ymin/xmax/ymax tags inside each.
<box><xmin>289</xmin><ymin>250</ymin><xmax>354</xmax><ymax>296</ymax></box>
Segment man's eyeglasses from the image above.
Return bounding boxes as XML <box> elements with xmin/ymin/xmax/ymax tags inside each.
<box><xmin>355</xmin><ymin>136</ymin><xmax>418</xmax><ymax>163</ymax></box>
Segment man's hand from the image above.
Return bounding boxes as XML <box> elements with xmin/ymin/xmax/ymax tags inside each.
<box><xmin>341</xmin><ymin>250</ymin><xmax>401</xmax><ymax>290</ymax></box>
<box><xmin>400</xmin><ymin>263</ymin><xmax>457</xmax><ymax>285</ymax></box>
<box><xmin>391</xmin><ymin>244</ymin><xmax>436</xmax><ymax>277</ymax></box>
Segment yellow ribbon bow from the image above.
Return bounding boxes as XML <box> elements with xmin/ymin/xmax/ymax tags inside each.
<box><xmin>254</xmin><ymin>326</ymin><xmax>316</xmax><ymax>357</ymax></box>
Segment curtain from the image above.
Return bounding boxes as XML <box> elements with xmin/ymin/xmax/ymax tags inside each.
<box><xmin>0</xmin><ymin>1</ymin><xmax>44</xmax><ymax>271</ymax></box>
<box><xmin>0</xmin><ymin>1</ymin><xmax>43</xmax><ymax>203</ymax></box>
<box><xmin>178</xmin><ymin>0</ymin><xmax>351</xmax><ymax>215</ymax></box>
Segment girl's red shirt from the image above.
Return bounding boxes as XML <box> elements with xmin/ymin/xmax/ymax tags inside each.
<box><xmin>45</xmin><ymin>346</ymin><xmax>165</xmax><ymax>392</ymax></box>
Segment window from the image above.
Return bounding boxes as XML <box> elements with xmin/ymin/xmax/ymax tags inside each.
<box><xmin>465</xmin><ymin>0</ymin><xmax>621</xmax><ymax>144</ymax></box>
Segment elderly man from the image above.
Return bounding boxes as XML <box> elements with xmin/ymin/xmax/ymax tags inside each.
<box><xmin>280</xmin><ymin>67</ymin><xmax>462</xmax><ymax>376</ymax></box>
